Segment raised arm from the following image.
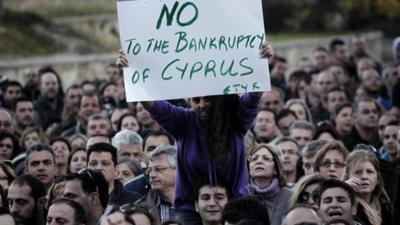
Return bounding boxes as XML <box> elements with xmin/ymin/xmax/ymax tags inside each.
<box><xmin>116</xmin><ymin>49</ymin><xmax>155</xmax><ymax>109</ymax></box>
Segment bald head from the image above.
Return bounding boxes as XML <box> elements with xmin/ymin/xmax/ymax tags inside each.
<box><xmin>282</xmin><ymin>206</ymin><xmax>322</xmax><ymax>225</ymax></box>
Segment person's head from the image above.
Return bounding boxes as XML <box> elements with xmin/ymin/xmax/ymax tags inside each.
<box><xmin>383</xmin><ymin>121</ymin><xmax>399</xmax><ymax>157</ymax></box>
<box><xmin>289</xmin><ymin>121</ymin><xmax>314</xmax><ymax>151</ymax></box>
<box><xmin>64</xmin><ymin>84</ymin><xmax>84</xmax><ymax>114</ymax></box>
<box><xmin>361</xmin><ymin>69</ymin><xmax>381</xmax><ymax>94</ymax></box>
<box><xmin>112</xmin><ymin>129</ymin><xmax>143</xmax><ymax>162</ymax></box>
<box><xmin>312</xmin><ymin>47</ymin><xmax>331</xmax><ymax>70</ymax></box>
<box><xmin>0</xmin><ymin>132</ymin><xmax>19</xmax><ymax>160</ymax></box>
<box><xmin>313</xmin><ymin>122</ymin><xmax>340</xmax><ymax>141</ymax></box>
<box><xmin>253</xmin><ymin>109</ymin><xmax>278</xmax><ymax>142</ymax></box>
<box><xmin>222</xmin><ymin>197</ymin><xmax>270</xmax><ymax>225</ymax></box>
<box><xmin>105</xmin><ymin>63</ymin><xmax>122</xmax><ymax>82</ymax></box>
<box><xmin>290</xmin><ymin>174</ymin><xmax>326</xmax><ymax>211</ymax></box>
<box><xmin>87</xmin><ymin>143</ymin><xmax>117</xmax><ymax>187</ymax></box>
<box><xmin>47</xmin><ymin>198</ymin><xmax>86</xmax><ymax>225</ymax></box>
<box><xmin>0</xmin><ymin>208</ymin><xmax>16</xmax><ymax>225</ymax></box>
<box><xmin>101</xmin><ymin>81</ymin><xmax>119</xmax><ymax>106</ymax></box>
<box><xmin>39</xmin><ymin>68</ymin><xmax>61</xmax><ymax>100</ymax></box>
<box><xmin>330</xmin><ymin>64</ymin><xmax>350</xmax><ymax>86</ymax></box>
<box><xmin>120</xmin><ymin>205</ymin><xmax>155</xmax><ymax>225</ymax></box>
<box><xmin>314</xmin><ymin>141</ymin><xmax>349</xmax><ymax>180</ymax></box>
<box><xmin>7</xmin><ymin>174</ymin><xmax>47</xmax><ymax>225</ymax></box>
<box><xmin>0</xmin><ymin>161</ymin><xmax>16</xmax><ymax>190</ymax></box>
<box><xmin>116</xmin><ymin>159</ymin><xmax>142</xmax><ymax>184</ymax></box>
<box><xmin>318</xmin><ymin>179</ymin><xmax>357</xmax><ymax>224</ymax></box>
<box><xmin>0</xmin><ymin>109</ymin><xmax>15</xmax><ymax>134</ymax></box>
<box><xmin>326</xmin><ymin>87</ymin><xmax>347</xmax><ymax>116</ymax></box>
<box><xmin>378</xmin><ymin>113</ymin><xmax>396</xmax><ymax>142</ymax></box>
<box><xmin>20</xmin><ymin>127</ymin><xmax>46</xmax><ymax>150</ymax></box>
<box><xmin>351</xmin><ymin>35</ymin><xmax>367</xmax><ymax>56</ymax></box>
<box><xmin>276</xmin><ymin>109</ymin><xmax>298</xmax><ymax>136</ymax></box>
<box><xmin>302</xmin><ymin>140</ymin><xmax>327</xmax><ymax>176</ymax></box>
<box><xmin>247</xmin><ymin>144</ymin><xmax>286</xmax><ymax>187</ymax></box>
<box><xmin>316</xmin><ymin>70</ymin><xmax>337</xmax><ymax>97</ymax></box>
<box><xmin>271</xmin><ymin>56</ymin><xmax>288</xmax><ymax>77</ymax></box>
<box><xmin>23</xmin><ymin>67</ymin><xmax>39</xmax><ymax>88</ymax></box>
<box><xmin>282</xmin><ymin>204</ymin><xmax>322</xmax><ymax>225</ymax></box>
<box><xmin>285</xmin><ymin>99</ymin><xmax>312</xmax><ymax>122</ymax></box>
<box><xmin>353</xmin><ymin>98</ymin><xmax>380</xmax><ymax>131</ymax></box>
<box><xmin>69</xmin><ymin>148</ymin><xmax>87</xmax><ymax>174</ymax></box>
<box><xmin>64</xmin><ymin>169</ymin><xmax>108</xmax><ymax>211</ymax></box>
<box><xmin>78</xmin><ymin>92</ymin><xmax>101</xmax><ymax>122</ymax></box>
<box><xmin>276</xmin><ymin>137</ymin><xmax>301</xmax><ymax>179</ymax></box>
<box><xmin>3</xmin><ymin>81</ymin><xmax>23</xmax><ymax>107</ymax></box>
<box><xmin>356</xmin><ymin>57</ymin><xmax>375</xmax><ymax>81</ymax></box>
<box><xmin>334</xmin><ymin>103</ymin><xmax>353</xmax><ymax>136</ymax></box>
<box><xmin>136</xmin><ymin>102</ymin><xmax>156</xmax><ymax>127</ymax></box>
<box><xmin>329</xmin><ymin>38</ymin><xmax>347</xmax><ymax>63</ymax></box>
<box><xmin>259</xmin><ymin>87</ymin><xmax>285</xmax><ymax>113</ymax></box>
<box><xmin>86</xmin><ymin>135</ymin><xmax>110</xmax><ymax>149</ymax></box>
<box><xmin>187</xmin><ymin>96</ymin><xmax>217</xmax><ymax>122</ymax></box>
<box><xmin>50</xmin><ymin>137</ymin><xmax>72</xmax><ymax>167</ymax></box>
<box><xmin>110</xmin><ymin>108</ymin><xmax>130</xmax><ymax>132</ymax></box>
<box><xmin>195</xmin><ymin>181</ymin><xmax>229</xmax><ymax>225</ymax></box>
<box><xmin>143</xmin><ymin>131</ymin><xmax>174</xmax><ymax>154</ymax></box>
<box><xmin>86</xmin><ymin>114</ymin><xmax>111</xmax><ymax>138</ymax></box>
<box><xmin>382</xmin><ymin>66</ymin><xmax>399</xmax><ymax>91</ymax></box>
<box><xmin>146</xmin><ymin>145</ymin><xmax>176</xmax><ymax>192</ymax></box>
<box><xmin>25</xmin><ymin>144</ymin><xmax>56</xmax><ymax>189</ymax></box>
<box><xmin>68</xmin><ymin>134</ymin><xmax>87</xmax><ymax>151</ymax></box>
<box><xmin>345</xmin><ymin>149</ymin><xmax>383</xmax><ymax>200</ymax></box>
<box><xmin>118</xmin><ymin>113</ymin><xmax>140</xmax><ymax>133</ymax></box>
<box><xmin>15</xmin><ymin>97</ymin><xmax>34</xmax><ymax>129</ymax></box>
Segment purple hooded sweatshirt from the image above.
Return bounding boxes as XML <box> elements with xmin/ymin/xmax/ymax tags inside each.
<box><xmin>149</xmin><ymin>93</ymin><xmax>259</xmax><ymax>212</ymax></box>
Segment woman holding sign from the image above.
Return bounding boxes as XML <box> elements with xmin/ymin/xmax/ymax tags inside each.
<box><xmin>117</xmin><ymin>43</ymin><xmax>274</xmax><ymax>225</ymax></box>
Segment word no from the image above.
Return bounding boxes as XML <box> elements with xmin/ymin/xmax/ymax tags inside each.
<box><xmin>156</xmin><ymin>1</ymin><xmax>199</xmax><ymax>29</ymax></box>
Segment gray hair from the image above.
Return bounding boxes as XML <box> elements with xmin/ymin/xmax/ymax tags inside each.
<box><xmin>302</xmin><ymin>140</ymin><xmax>327</xmax><ymax>158</ymax></box>
<box><xmin>290</xmin><ymin>120</ymin><xmax>315</xmax><ymax>135</ymax></box>
<box><xmin>148</xmin><ymin>144</ymin><xmax>177</xmax><ymax>168</ymax></box>
<box><xmin>112</xmin><ymin>129</ymin><xmax>143</xmax><ymax>150</ymax></box>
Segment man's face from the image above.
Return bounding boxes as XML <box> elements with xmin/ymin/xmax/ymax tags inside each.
<box><xmin>66</xmin><ymin>87</ymin><xmax>84</xmax><ymax>113</ymax></box>
<box><xmin>282</xmin><ymin>207</ymin><xmax>321</xmax><ymax>225</ymax></box>
<box><xmin>7</xmin><ymin>183</ymin><xmax>36</xmax><ymax>225</ymax></box>
<box><xmin>63</xmin><ymin>179</ymin><xmax>91</xmax><ymax>209</ymax></box>
<box><xmin>106</xmin><ymin>66</ymin><xmax>121</xmax><ymax>82</ymax></box>
<box><xmin>260</xmin><ymin>90</ymin><xmax>284</xmax><ymax>113</ymax></box>
<box><xmin>383</xmin><ymin>125</ymin><xmax>399</xmax><ymax>155</ymax></box>
<box><xmin>24</xmin><ymin>68</ymin><xmax>39</xmax><ymax>87</ymax></box>
<box><xmin>15</xmin><ymin>101</ymin><xmax>33</xmax><ymax>127</ymax></box>
<box><xmin>356</xmin><ymin>59</ymin><xmax>374</xmax><ymax>81</ymax></box>
<box><xmin>313</xmin><ymin>50</ymin><xmax>330</xmax><ymax>70</ymax></box>
<box><xmin>361</xmin><ymin>70</ymin><xmax>381</xmax><ymax>92</ymax></box>
<box><xmin>87</xmin><ymin>119</ymin><xmax>110</xmax><ymax>137</ymax></box>
<box><xmin>271</xmin><ymin>61</ymin><xmax>287</xmax><ymax>77</ymax></box>
<box><xmin>88</xmin><ymin>151</ymin><xmax>116</xmax><ymax>185</ymax></box>
<box><xmin>327</xmin><ymin>91</ymin><xmax>347</xmax><ymax>115</ymax></box>
<box><xmin>40</xmin><ymin>73</ymin><xmax>59</xmax><ymax>100</ymax></box>
<box><xmin>319</xmin><ymin>187</ymin><xmax>356</xmax><ymax>224</ymax></box>
<box><xmin>303</xmin><ymin>154</ymin><xmax>317</xmax><ymax>176</ymax></box>
<box><xmin>195</xmin><ymin>186</ymin><xmax>228</xmax><ymax>225</ymax></box>
<box><xmin>378</xmin><ymin>115</ymin><xmax>395</xmax><ymax>141</ymax></box>
<box><xmin>118</xmin><ymin>144</ymin><xmax>143</xmax><ymax>162</ymax></box>
<box><xmin>78</xmin><ymin>96</ymin><xmax>101</xmax><ymax>121</ymax></box>
<box><xmin>316</xmin><ymin>72</ymin><xmax>335</xmax><ymax>96</ymax></box>
<box><xmin>0</xmin><ymin>111</ymin><xmax>15</xmax><ymax>134</ymax></box>
<box><xmin>27</xmin><ymin>150</ymin><xmax>55</xmax><ymax>187</ymax></box>
<box><xmin>46</xmin><ymin>203</ymin><xmax>76</xmax><ymax>225</ymax></box>
<box><xmin>253</xmin><ymin>111</ymin><xmax>277</xmax><ymax>140</ymax></box>
<box><xmin>333</xmin><ymin>44</ymin><xmax>347</xmax><ymax>62</ymax></box>
<box><xmin>277</xmin><ymin>141</ymin><xmax>300</xmax><ymax>174</ymax></box>
<box><xmin>144</xmin><ymin>135</ymin><xmax>171</xmax><ymax>154</ymax></box>
<box><xmin>147</xmin><ymin>155</ymin><xmax>176</xmax><ymax>191</ymax></box>
<box><xmin>277</xmin><ymin>114</ymin><xmax>296</xmax><ymax>137</ymax></box>
<box><xmin>290</xmin><ymin>128</ymin><xmax>313</xmax><ymax>151</ymax></box>
<box><xmin>355</xmin><ymin>101</ymin><xmax>379</xmax><ymax>130</ymax></box>
<box><xmin>4</xmin><ymin>85</ymin><xmax>22</xmax><ymax>104</ymax></box>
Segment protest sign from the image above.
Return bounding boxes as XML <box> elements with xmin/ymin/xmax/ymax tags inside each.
<box><xmin>117</xmin><ymin>0</ymin><xmax>270</xmax><ymax>102</ymax></box>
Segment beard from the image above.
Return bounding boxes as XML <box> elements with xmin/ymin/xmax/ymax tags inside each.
<box><xmin>14</xmin><ymin>204</ymin><xmax>44</xmax><ymax>225</ymax></box>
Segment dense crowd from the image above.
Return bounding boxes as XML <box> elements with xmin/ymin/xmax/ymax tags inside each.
<box><xmin>0</xmin><ymin>35</ymin><xmax>399</xmax><ymax>225</ymax></box>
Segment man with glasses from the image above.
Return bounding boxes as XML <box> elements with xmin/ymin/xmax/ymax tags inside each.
<box><xmin>64</xmin><ymin>169</ymin><xmax>108</xmax><ymax>225</ymax></box>
<box><xmin>135</xmin><ymin>144</ymin><xmax>176</xmax><ymax>224</ymax></box>
<box><xmin>87</xmin><ymin>143</ymin><xmax>141</xmax><ymax>211</ymax></box>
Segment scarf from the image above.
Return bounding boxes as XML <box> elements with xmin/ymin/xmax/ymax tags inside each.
<box><xmin>248</xmin><ymin>177</ymin><xmax>280</xmax><ymax>199</ymax></box>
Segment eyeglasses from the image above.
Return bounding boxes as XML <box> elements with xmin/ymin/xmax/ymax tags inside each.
<box><xmin>299</xmin><ymin>191</ymin><xmax>320</xmax><ymax>203</ymax></box>
<box><xmin>145</xmin><ymin>166</ymin><xmax>171</xmax><ymax>175</ymax></box>
<box><xmin>0</xmin><ymin>143</ymin><xmax>12</xmax><ymax>149</ymax></box>
<box><xmin>320</xmin><ymin>160</ymin><xmax>345</xmax><ymax>168</ymax></box>
<box><xmin>249</xmin><ymin>154</ymin><xmax>273</xmax><ymax>162</ymax></box>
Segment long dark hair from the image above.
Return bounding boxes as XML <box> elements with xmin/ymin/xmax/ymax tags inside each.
<box><xmin>205</xmin><ymin>95</ymin><xmax>243</xmax><ymax>161</ymax></box>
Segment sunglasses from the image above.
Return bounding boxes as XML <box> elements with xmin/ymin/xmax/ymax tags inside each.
<box><xmin>299</xmin><ymin>191</ymin><xmax>320</xmax><ymax>203</ymax></box>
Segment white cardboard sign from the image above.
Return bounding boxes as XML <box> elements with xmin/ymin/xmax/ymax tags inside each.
<box><xmin>117</xmin><ymin>0</ymin><xmax>270</xmax><ymax>102</ymax></box>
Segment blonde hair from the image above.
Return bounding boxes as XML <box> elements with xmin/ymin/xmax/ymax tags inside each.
<box><xmin>285</xmin><ymin>98</ymin><xmax>313</xmax><ymax>123</ymax></box>
<box><xmin>247</xmin><ymin>144</ymin><xmax>286</xmax><ymax>187</ymax></box>
<box><xmin>314</xmin><ymin>140</ymin><xmax>349</xmax><ymax>172</ymax></box>
<box><xmin>289</xmin><ymin>174</ymin><xmax>326</xmax><ymax>207</ymax></box>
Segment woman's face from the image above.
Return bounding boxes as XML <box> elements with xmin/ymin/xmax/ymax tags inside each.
<box><xmin>0</xmin><ymin>167</ymin><xmax>9</xmax><ymax>190</ymax></box>
<box><xmin>70</xmin><ymin>137</ymin><xmax>86</xmax><ymax>150</ymax></box>
<box><xmin>249</xmin><ymin>148</ymin><xmax>275</xmax><ymax>179</ymax></box>
<box><xmin>300</xmin><ymin>183</ymin><xmax>320</xmax><ymax>211</ymax></box>
<box><xmin>104</xmin><ymin>85</ymin><xmax>119</xmax><ymax>102</ymax></box>
<box><xmin>0</xmin><ymin>137</ymin><xmax>13</xmax><ymax>160</ymax></box>
<box><xmin>121</xmin><ymin>116</ymin><xmax>140</xmax><ymax>133</ymax></box>
<box><xmin>69</xmin><ymin>150</ymin><xmax>87</xmax><ymax>173</ymax></box>
<box><xmin>24</xmin><ymin>131</ymin><xmax>40</xmax><ymax>149</ymax></box>
<box><xmin>335</xmin><ymin>107</ymin><xmax>353</xmax><ymax>135</ymax></box>
<box><xmin>289</xmin><ymin>103</ymin><xmax>307</xmax><ymax>121</ymax></box>
<box><xmin>117</xmin><ymin>163</ymin><xmax>135</xmax><ymax>184</ymax></box>
<box><xmin>349</xmin><ymin>161</ymin><xmax>378</xmax><ymax>196</ymax></box>
<box><xmin>318</xmin><ymin>149</ymin><xmax>346</xmax><ymax>180</ymax></box>
<box><xmin>52</xmin><ymin>141</ymin><xmax>70</xmax><ymax>165</ymax></box>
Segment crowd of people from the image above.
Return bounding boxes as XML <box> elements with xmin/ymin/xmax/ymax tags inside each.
<box><xmin>0</xmin><ymin>35</ymin><xmax>399</xmax><ymax>225</ymax></box>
